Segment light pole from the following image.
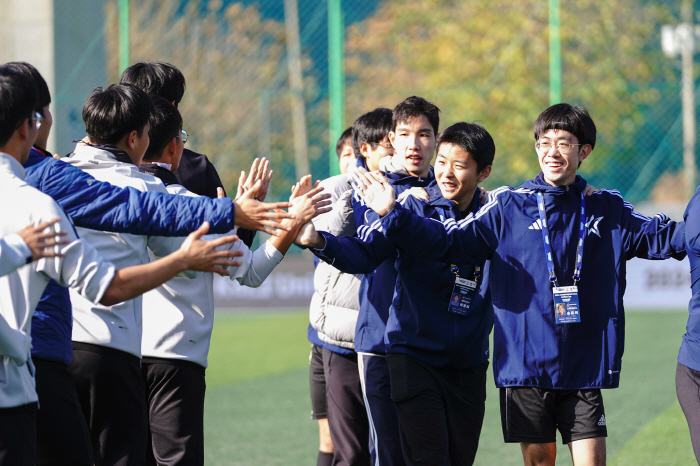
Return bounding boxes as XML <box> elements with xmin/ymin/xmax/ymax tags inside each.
<box><xmin>661</xmin><ymin>1</ymin><xmax>697</xmax><ymax>197</ymax></box>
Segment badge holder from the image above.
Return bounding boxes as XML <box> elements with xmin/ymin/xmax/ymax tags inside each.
<box><xmin>553</xmin><ymin>286</ymin><xmax>581</xmax><ymax>324</ymax></box>
<box><xmin>448</xmin><ymin>265</ymin><xmax>479</xmax><ymax>316</ymax></box>
<box><xmin>537</xmin><ymin>192</ymin><xmax>586</xmax><ymax>325</ymax></box>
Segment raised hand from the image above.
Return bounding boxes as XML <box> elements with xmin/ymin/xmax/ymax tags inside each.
<box><xmin>353</xmin><ymin>170</ymin><xmax>396</xmax><ymax>217</ymax></box>
<box><xmin>177</xmin><ymin>222</ymin><xmax>244</xmax><ymax>275</ymax></box>
<box><xmin>233</xmin><ymin>181</ymin><xmax>295</xmax><ymax>236</ymax></box>
<box><xmin>289</xmin><ymin>185</ymin><xmax>332</xmax><ymax>225</ymax></box>
<box><xmin>235</xmin><ymin>158</ymin><xmax>273</xmax><ymax>202</ymax></box>
<box><xmin>17</xmin><ymin>218</ymin><xmax>69</xmax><ymax>261</ymax></box>
<box><xmin>290</xmin><ymin>175</ymin><xmax>322</xmax><ymax>201</ymax></box>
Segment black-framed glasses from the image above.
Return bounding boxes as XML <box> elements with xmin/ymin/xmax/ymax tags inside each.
<box><xmin>372</xmin><ymin>142</ymin><xmax>393</xmax><ymax>150</ymax></box>
<box><xmin>536</xmin><ymin>140</ymin><xmax>582</xmax><ymax>154</ymax></box>
<box><xmin>180</xmin><ymin>129</ymin><xmax>188</xmax><ymax>144</ymax></box>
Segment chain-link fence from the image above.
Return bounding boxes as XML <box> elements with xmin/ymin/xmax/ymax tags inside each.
<box><xmin>60</xmin><ymin>0</ymin><xmax>700</xmax><ymax>205</ymax></box>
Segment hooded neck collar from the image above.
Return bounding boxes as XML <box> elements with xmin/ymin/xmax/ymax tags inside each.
<box><xmin>140</xmin><ymin>163</ymin><xmax>180</xmax><ymax>186</ymax></box>
<box><xmin>424</xmin><ymin>180</ymin><xmax>481</xmax><ymax>214</ymax></box>
<box><xmin>80</xmin><ymin>142</ymin><xmax>135</xmax><ymax>166</ymax></box>
<box><xmin>519</xmin><ymin>172</ymin><xmax>587</xmax><ymax>193</ymax></box>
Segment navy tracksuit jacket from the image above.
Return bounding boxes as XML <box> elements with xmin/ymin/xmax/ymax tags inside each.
<box><xmin>379</xmin><ymin>174</ymin><xmax>686</xmax><ymax>389</ymax></box>
<box><xmin>314</xmin><ymin>181</ymin><xmax>492</xmax><ymax>369</ymax></box>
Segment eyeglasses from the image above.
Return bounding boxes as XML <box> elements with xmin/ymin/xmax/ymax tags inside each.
<box><xmin>180</xmin><ymin>129</ymin><xmax>188</xmax><ymax>144</ymax></box>
<box><xmin>30</xmin><ymin>111</ymin><xmax>43</xmax><ymax>129</ymax></box>
<box><xmin>372</xmin><ymin>142</ymin><xmax>393</xmax><ymax>150</ymax></box>
<box><xmin>536</xmin><ymin>140</ymin><xmax>582</xmax><ymax>154</ymax></box>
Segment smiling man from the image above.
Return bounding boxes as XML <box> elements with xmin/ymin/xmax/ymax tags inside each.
<box><xmin>348</xmin><ymin>97</ymin><xmax>438</xmax><ymax>466</ymax></box>
<box><xmin>359</xmin><ymin>103</ymin><xmax>687</xmax><ymax>466</ymax></box>
<box><xmin>297</xmin><ymin>122</ymin><xmax>495</xmax><ymax>465</ymax></box>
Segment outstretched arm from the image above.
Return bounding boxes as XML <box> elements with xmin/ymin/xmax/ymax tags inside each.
<box><xmin>267</xmin><ymin>178</ymin><xmax>332</xmax><ymax>255</ymax></box>
<box><xmin>310</xmin><ymin>226</ymin><xmax>394</xmax><ymax>274</ymax></box>
<box><xmin>100</xmin><ymin>222</ymin><xmax>242</xmax><ymax>305</ymax></box>
<box><xmin>374</xmin><ymin>191</ymin><xmax>504</xmax><ymax>266</ymax></box>
<box><xmin>29</xmin><ymin>159</ymin><xmax>237</xmax><ymax>236</ymax></box>
<box><xmin>622</xmin><ymin>204</ymin><xmax>686</xmax><ymax>261</ymax></box>
<box><xmin>226</xmin><ymin>176</ymin><xmax>333</xmax><ymax>288</ymax></box>
<box><xmin>233</xmin><ymin>179</ymin><xmax>297</xmax><ymax>236</ymax></box>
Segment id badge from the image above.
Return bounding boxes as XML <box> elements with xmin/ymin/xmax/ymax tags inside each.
<box><xmin>448</xmin><ymin>277</ymin><xmax>477</xmax><ymax>316</ymax></box>
<box><xmin>553</xmin><ymin>286</ymin><xmax>581</xmax><ymax>324</ymax></box>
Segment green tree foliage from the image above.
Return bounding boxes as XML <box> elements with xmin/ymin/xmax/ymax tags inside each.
<box><xmin>345</xmin><ymin>0</ymin><xmax>677</xmax><ymax>193</ymax></box>
<box><xmin>104</xmin><ymin>0</ymin><xmax>323</xmax><ymax>198</ymax></box>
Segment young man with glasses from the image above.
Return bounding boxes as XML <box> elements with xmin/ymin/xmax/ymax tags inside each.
<box><xmin>139</xmin><ymin>96</ymin><xmax>331</xmax><ymax>465</ymax></box>
<box><xmin>355</xmin><ymin>103</ymin><xmax>686</xmax><ymax>466</ymax></box>
<box><xmin>7</xmin><ymin>62</ymin><xmax>293</xmax><ymax>466</ymax></box>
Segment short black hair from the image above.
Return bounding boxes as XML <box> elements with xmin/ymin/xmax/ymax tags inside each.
<box><xmin>3</xmin><ymin>62</ymin><xmax>50</xmax><ymax>115</ymax></box>
<box><xmin>533</xmin><ymin>103</ymin><xmax>596</xmax><ymax>149</ymax></box>
<box><xmin>144</xmin><ymin>95</ymin><xmax>183</xmax><ymax>162</ymax></box>
<box><xmin>351</xmin><ymin>107</ymin><xmax>393</xmax><ymax>158</ymax></box>
<box><xmin>119</xmin><ymin>62</ymin><xmax>186</xmax><ymax>107</ymax></box>
<box><xmin>436</xmin><ymin>122</ymin><xmax>495</xmax><ymax>173</ymax></box>
<box><xmin>0</xmin><ymin>66</ymin><xmax>39</xmax><ymax>147</ymax></box>
<box><xmin>392</xmin><ymin>96</ymin><xmax>440</xmax><ymax>135</ymax></box>
<box><xmin>335</xmin><ymin>127</ymin><xmax>352</xmax><ymax>157</ymax></box>
<box><xmin>83</xmin><ymin>84</ymin><xmax>154</xmax><ymax>145</ymax></box>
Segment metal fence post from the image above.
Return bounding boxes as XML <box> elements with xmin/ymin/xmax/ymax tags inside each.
<box><xmin>328</xmin><ymin>0</ymin><xmax>344</xmax><ymax>177</ymax></box>
<box><xmin>549</xmin><ymin>0</ymin><xmax>561</xmax><ymax>105</ymax></box>
<box><xmin>118</xmin><ymin>0</ymin><xmax>129</xmax><ymax>73</ymax></box>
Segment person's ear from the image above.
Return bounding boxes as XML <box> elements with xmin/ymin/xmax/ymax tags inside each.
<box><xmin>359</xmin><ymin>142</ymin><xmax>371</xmax><ymax>157</ymax></box>
<box><xmin>389</xmin><ymin>131</ymin><xmax>396</xmax><ymax>146</ymax></box>
<box><xmin>477</xmin><ymin>165</ymin><xmax>492</xmax><ymax>183</ymax></box>
<box><xmin>127</xmin><ymin>130</ymin><xmax>138</xmax><ymax>149</ymax></box>
<box><xmin>578</xmin><ymin>144</ymin><xmax>592</xmax><ymax>163</ymax></box>
<box><xmin>167</xmin><ymin>137</ymin><xmax>178</xmax><ymax>156</ymax></box>
<box><xmin>18</xmin><ymin>118</ymin><xmax>30</xmax><ymax>141</ymax></box>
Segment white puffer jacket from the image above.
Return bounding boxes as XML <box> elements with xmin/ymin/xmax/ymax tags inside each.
<box><xmin>309</xmin><ymin>174</ymin><xmax>361</xmax><ymax>350</ymax></box>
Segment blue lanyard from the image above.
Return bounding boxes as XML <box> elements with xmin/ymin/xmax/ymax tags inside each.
<box><xmin>536</xmin><ymin>191</ymin><xmax>585</xmax><ymax>288</ymax></box>
<box><xmin>438</xmin><ymin>206</ymin><xmax>481</xmax><ymax>280</ymax></box>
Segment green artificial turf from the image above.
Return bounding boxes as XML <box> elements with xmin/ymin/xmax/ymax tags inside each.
<box><xmin>203</xmin><ymin>309</ymin><xmax>694</xmax><ymax>465</ymax></box>
<box><xmin>206</xmin><ymin>310</ymin><xmax>312</xmax><ymax>387</ymax></box>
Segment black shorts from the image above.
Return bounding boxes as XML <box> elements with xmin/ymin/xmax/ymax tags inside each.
<box><xmin>500</xmin><ymin>387</ymin><xmax>607</xmax><ymax>444</ymax></box>
<box><xmin>309</xmin><ymin>344</ymin><xmax>327</xmax><ymax>419</ymax></box>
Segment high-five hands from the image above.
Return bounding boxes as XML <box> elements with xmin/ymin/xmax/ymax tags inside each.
<box><xmin>235</xmin><ymin>157</ymin><xmax>273</xmax><ymax>202</ymax></box>
<box><xmin>177</xmin><ymin>222</ymin><xmax>243</xmax><ymax>276</ymax></box>
<box><xmin>352</xmin><ymin>170</ymin><xmax>396</xmax><ymax>217</ymax></box>
<box><xmin>233</xmin><ymin>183</ymin><xmax>294</xmax><ymax>236</ymax></box>
<box><xmin>288</xmin><ymin>175</ymin><xmax>332</xmax><ymax>226</ymax></box>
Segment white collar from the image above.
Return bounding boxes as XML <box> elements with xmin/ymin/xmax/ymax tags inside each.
<box><xmin>149</xmin><ymin>162</ymin><xmax>173</xmax><ymax>171</ymax></box>
<box><xmin>0</xmin><ymin>152</ymin><xmax>26</xmax><ymax>180</ymax></box>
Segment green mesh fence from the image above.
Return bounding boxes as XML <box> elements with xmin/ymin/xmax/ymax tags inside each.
<box><xmin>83</xmin><ymin>0</ymin><xmax>699</xmax><ymax>205</ymax></box>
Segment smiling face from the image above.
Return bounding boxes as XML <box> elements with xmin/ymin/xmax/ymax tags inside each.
<box><xmin>435</xmin><ymin>142</ymin><xmax>490</xmax><ymax>212</ymax></box>
<box><xmin>389</xmin><ymin>115</ymin><xmax>435</xmax><ymax>178</ymax></box>
<box><xmin>536</xmin><ymin>129</ymin><xmax>591</xmax><ymax>186</ymax></box>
